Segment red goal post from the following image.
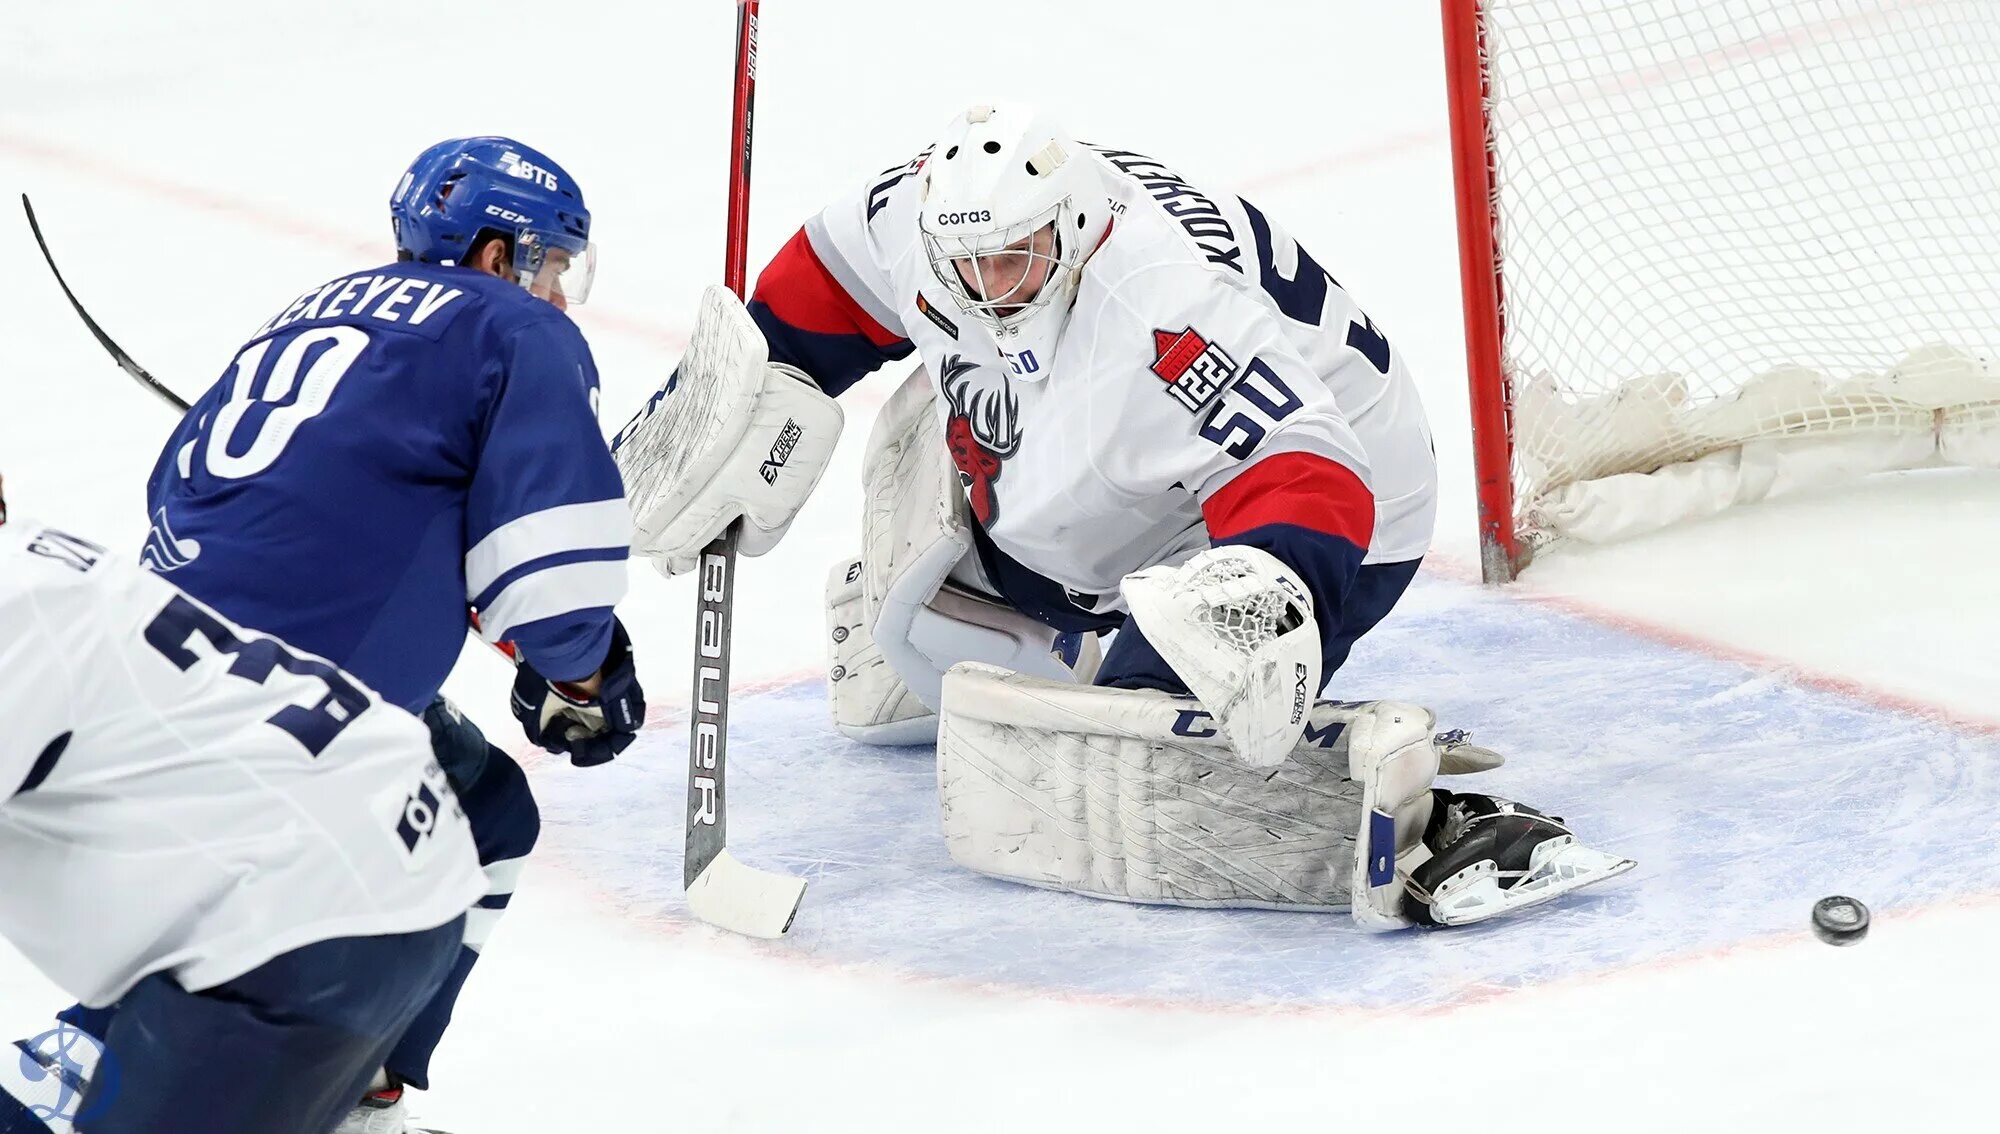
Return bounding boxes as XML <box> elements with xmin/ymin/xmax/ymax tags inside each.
<box><xmin>1442</xmin><ymin>0</ymin><xmax>1516</xmax><ymax>583</ymax></box>
<box><xmin>1443</xmin><ymin>0</ymin><xmax>2000</xmax><ymax>583</ymax></box>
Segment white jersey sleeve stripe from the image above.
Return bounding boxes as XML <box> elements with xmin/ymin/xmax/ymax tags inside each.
<box><xmin>464</xmin><ymin>498</ymin><xmax>631</xmax><ymax>599</ymax></box>
<box><xmin>1193</xmin><ymin>432</ymin><xmax>1373</xmax><ymax>501</ymax></box>
<box><xmin>477</xmin><ymin>560</ymin><xmax>629</xmax><ymax>644</ymax></box>
<box><xmin>804</xmin><ymin>212</ymin><xmax>905</xmax><ymax>333</ymax></box>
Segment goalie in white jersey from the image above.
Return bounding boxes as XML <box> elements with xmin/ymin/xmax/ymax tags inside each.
<box><xmin>0</xmin><ymin>482</ymin><xmax>484</xmax><ymax>1134</ymax></box>
<box><xmin>617</xmin><ymin>104</ymin><xmax>1632</xmax><ymax>929</ymax></box>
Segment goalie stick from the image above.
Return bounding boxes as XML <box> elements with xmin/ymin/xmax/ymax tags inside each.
<box><xmin>21</xmin><ymin>6</ymin><xmax>806</xmax><ymax>938</ymax></box>
<box><xmin>680</xmin><ymin>0</ymin><xmax>809</xmax><ymax>940</ymax></box>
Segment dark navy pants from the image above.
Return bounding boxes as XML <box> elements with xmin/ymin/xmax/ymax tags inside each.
<box><xmin>45</xmin><ymin>917</ymin><xmax>463</xmax><ymax>1134</ymax></box>
<box><xmin>967</xmin><ymin>520</ymin><xmax>1420</xmax><ymax>692</ymax></box>
<box><xmin>382</xmin><ymin>700</ymin><xmax>541</xmax><ymax>1091</ymax></box>
<box><xmin>51</xmin><ymin>701</ymin><xmax>539</xmax><ymax>1103</ymax></box>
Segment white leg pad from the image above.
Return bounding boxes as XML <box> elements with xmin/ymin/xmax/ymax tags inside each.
<box><xmin>826</xmin><ymin>557</ymin><xmax>939</xmax><ymax>745</ymax></box>
<box><xmin>853</xmin><ymin>370</ymin><xmax>1097</xmax><ymax>715</ymax></box>
<box><xmin>1347</xmin><ymin>706</ymin><xmax>1444</xmax><ymax>932</ymax></box>
<box><xmin>937</xmin><ymin>663</ymin><xmax>1443</xmax><ymax>913</ymax></box>
<box><xmin>861</xmin><ymin>368</ymin><xmax>979</xmax><ymax>712</ymax></box>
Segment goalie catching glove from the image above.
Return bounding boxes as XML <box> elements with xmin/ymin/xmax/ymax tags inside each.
<box><xmin>613</xmin><ymin>285</ymin><xmax>844</xmax><ymax>575</ymax></box>
<box><xmin>1122</xmin><ymin>545</ymin><xmax>1321</xmax><ymax>769</ymax></box>
<box><xmin>510</xmin><ymin>618</ymin><xmax>645</xmax><ymax>766</ymax></box>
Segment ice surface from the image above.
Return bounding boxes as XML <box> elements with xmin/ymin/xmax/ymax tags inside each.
<box><xmin>540</xmin><ymin>571</ymin><xmax>2000</xmax><ymax>1008</ymax></box>
<box><xmin>3</xmin><ymin>0</ymin><xmax>1998</xmax><ymax>1130</ymax></box>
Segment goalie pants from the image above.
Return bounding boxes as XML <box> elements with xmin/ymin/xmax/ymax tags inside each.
<box><xmin>967</xmin><ymin>519</ymin><xmax>1421</xmax><ymax>693</ymax></box>
<box><xmin>27</xmin><ymin>917</ymin><xmax>464</xmax><ymax>1134</ymax></box>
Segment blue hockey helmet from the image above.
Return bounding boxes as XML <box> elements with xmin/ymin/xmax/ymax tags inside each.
<box><xmin>390</xmin><ymin>136</ymin><xmax>596</xmax><ymax>306</ymax></box>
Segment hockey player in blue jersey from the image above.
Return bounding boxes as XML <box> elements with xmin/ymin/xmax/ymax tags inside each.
<box><xmin>60</xmin><ymin>136</ymin><xmax>646</xmax><ymax>1133</ymax></box>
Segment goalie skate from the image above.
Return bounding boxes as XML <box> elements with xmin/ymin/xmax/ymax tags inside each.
<box><xmin>1404</xmin><ymin>793</ymin><xmax>1635</xmax><ymax>927</ymax></box>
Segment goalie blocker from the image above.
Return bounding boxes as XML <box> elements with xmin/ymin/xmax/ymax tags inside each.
<box><xmin>937</xmin><ymin>664</ymin><xmax>1633</xmax><ymax>928</ymax></box>
<box><xmin>614</xmin><ymin>285</ymin><xmax>844</xmax><ymax>578</ymax></box>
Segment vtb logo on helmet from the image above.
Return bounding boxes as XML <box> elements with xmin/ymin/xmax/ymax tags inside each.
<box><xmin>917</xmin><ymin>103</ymin><xmax>1111</xmax><ymax>376</ymax></box>
<box><xmin>498</xmin><ymin>150</ymin><xmax>561</xmax><ymax>192</ymax></box>
<box><xmin>391</xmin><ymin>136</ymin><xmax>597</xmax><ymax>306</ymax></box>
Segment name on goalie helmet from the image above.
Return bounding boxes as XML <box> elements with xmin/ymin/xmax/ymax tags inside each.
<box><xmin>1151</xmin><ymin>326</ymin><xmax>1238</xmax><ymax>413</ymax></box>
<box><xmin>760</xmin><ymin>418</ymin><xmax>805</xmax><ymax>485</ymax></box>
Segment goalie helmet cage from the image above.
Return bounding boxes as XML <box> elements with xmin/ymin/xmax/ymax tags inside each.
<box><xmin>1442</xmin><ymin>0</ymin><xmax>2000</xmax><ymax>583</ymax></box>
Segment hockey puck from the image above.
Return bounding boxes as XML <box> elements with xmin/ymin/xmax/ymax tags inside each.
<box><xmin>1811</xmin><ymin>895</ymin><xmax>1870</xmax><ymax>945</ymax></box>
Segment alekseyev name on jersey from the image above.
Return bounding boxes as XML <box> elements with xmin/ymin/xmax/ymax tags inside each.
<box><xmin>144</xmin><ymin>254</ymin><xmax>628</xmax><ymax>716</ymax></box>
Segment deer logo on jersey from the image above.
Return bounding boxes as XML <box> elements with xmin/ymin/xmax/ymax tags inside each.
<box><xmin>939</xmin><ymin>353</ymin><xmax>1021</xmax><ymax>525</ymax></box>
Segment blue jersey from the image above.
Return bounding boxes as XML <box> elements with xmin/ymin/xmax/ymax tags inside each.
<box><xmin>144</xmin><ymin>261</ymin><xmax>630</xmax><ymax>712</ymax></box>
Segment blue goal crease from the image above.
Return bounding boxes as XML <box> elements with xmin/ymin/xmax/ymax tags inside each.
<box><xmin>533</xmin><ymin>575</ymin><xmax>2000</xmax><ymax>1009</ymax></box>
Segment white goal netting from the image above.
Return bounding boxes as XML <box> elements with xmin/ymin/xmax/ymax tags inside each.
<box><xmin>1478</xmin><ymin>0</ymin><xmax>2000</xmax><ymax>547</ymax></box>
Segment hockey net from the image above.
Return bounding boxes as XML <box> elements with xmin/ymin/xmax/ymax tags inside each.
<box><xmin>1447</xmin><ymin>0</ymin><xmax>2000</xmax><ymax>579</ymax></box>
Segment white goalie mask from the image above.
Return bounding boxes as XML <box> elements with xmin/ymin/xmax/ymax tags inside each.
<box><xmin>917</xmin><ymin>103</ymin><xmax>1111</xmax><ymax>376</ymax></box>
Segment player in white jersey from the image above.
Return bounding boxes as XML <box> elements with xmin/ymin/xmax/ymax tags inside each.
<box><xmin>615</xmin><ymin>104</ymin><xmax>1632</xmax><ymax>927</ymax></box>
<box><xmin>0</xmin><ymin>482</ymin><xmax>485</xmax><ymax>1134</ymax></box>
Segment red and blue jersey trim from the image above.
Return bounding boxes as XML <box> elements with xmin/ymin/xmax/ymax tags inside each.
<box><xmin>748</xmin><ymin>227</ymin><xmax>911</xmax><ymax>396</ymax></box>
<box><xmin>1201</xmin><ymin>451</ymin><xmax>1376</xmax><ymax>664</ymax></box>
<box><xmin>1201</xmin><ymin>450</ymin><xmax>1374</xmax><ymax>549</ymax></box>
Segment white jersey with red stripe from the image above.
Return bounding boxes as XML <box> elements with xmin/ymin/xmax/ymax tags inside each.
<box><xmin>764</xmin><ymin>144</ymin><xmax>1437</xmax><ymax>605</ymax></box>
<box><xmin>0</xmin><ymin>516</ymin><xmax>485</xmax><ymax>1007</ymax></box>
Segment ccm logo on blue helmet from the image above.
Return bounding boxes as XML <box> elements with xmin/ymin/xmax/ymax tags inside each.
<box><xmin>934</xmin><ymin>210</ymin><xmax>992</xmax><ymax>226</ymax></box>
<box><xmin>485</xmin><ymin>205</ymin><xmax>535</xmax><ymax>225</ymax></box>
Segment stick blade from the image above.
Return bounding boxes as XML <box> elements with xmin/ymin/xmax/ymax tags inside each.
<box><xmin>686</xmin><ymin>849</ymin><xmax>806</xmax><ymax>938</ymax></box>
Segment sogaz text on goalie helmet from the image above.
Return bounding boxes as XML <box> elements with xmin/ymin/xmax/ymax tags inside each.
<box><xmin>918</xmin><ymin>103</ymin><xmax>1112</xmax><ymax>374</ymax></box>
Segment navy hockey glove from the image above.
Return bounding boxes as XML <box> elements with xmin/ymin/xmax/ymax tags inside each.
<box><xmin>511</xmin><ymin>619</ymin><xmax>645</xmax><ymax>767</ymax></box>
